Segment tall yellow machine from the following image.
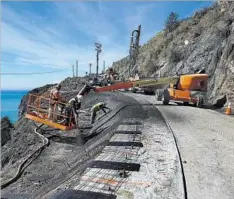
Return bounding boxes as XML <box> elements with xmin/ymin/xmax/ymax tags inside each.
<box><xmin>154</xmin><ymin>73</ymin><xmax>208</xmax><ymax>107</ymax></box>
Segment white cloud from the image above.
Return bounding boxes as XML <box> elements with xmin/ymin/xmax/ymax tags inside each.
<box><xmin>1</xmin><ymin>2</ymin><xmax>159</xmax><ymax>89</ymax></box>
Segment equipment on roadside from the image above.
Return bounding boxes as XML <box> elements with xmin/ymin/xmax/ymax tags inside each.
<box><xmin>25</xmin><ymin>70</ymin><xmax>209</xmax><ymax>131</ymax></box>
<box><xmin>154</xmin><ymin>73</ymin><xmax>208</xmax><ymax>107</ymax></box>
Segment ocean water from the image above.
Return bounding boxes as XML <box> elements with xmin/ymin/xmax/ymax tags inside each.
<box><xmin>1</xmin><ymin>90</ymin><xmax>29</xmax><ymax>123</ymax></box>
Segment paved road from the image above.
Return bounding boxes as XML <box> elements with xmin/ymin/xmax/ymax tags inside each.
<box><xmin>132</xmin><ymin>93</ymin><xmax>234</xmax><ymax>199</ymax></box>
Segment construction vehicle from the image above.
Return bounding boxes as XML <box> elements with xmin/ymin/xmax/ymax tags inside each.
<box><xmin>155</xmin><ymin>72</ymin><xmax>208</xmax><ymax>107</ymax></box>
<box><xmin>25</xmin><ymin>71</ymin><xmax>208</xmax><ymax>131</ymax></box>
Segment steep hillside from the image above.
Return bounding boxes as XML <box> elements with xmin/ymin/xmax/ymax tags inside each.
<box><xmin>112</xmin><ymin>2</ymin><xmax>234</xmax><ymax>106</ymax></box>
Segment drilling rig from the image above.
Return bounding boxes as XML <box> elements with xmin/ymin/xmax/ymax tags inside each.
<box><xmin>129</xmin><ymin>25</ymin><xmax>141</xmax><ymax>78</ymax></box>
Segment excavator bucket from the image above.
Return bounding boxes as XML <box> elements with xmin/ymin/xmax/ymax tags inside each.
<box><xmin>25</xmin><ymin>94</ymin><xmax>75</xmax><ymax>131</ymax></box>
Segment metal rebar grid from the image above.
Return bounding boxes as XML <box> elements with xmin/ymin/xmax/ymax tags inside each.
<box><xmin>73</xmin><ymin>124</ymin><xmax>143</xmax><ymax>196</ymax></box>
<box><xmin>116</xmin><ymin>125</ymin><xmax>138</xmax><ymax>131</ymax></box>
<box><xmin>74</xmin><ymin>168</ymin><xmax>126</xmax><ymax>194</ymax></box>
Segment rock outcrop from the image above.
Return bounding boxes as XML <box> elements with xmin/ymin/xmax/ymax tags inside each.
<box><xmin>112</xmin><ymin>2</ymin><xmax>234</xmax><ymax>106</ymax></box>
<box><xmin>1</xmin><ymin>117</ymin><xmax>13</xmax><ymax>146</ymax></box>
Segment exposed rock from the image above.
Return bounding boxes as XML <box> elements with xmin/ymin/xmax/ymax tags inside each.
<box><xmin>1</xmin><ymin>117</ymin><xmax>14</xmax><ymax>168</ymax></box>
<box><xmin>1</xmin><ymin>117</ymin><xmax>13</xmax><ymax>146</ymax></box>
<box><xmin>213</xmin><ymin>95</ymin><xmax>227</xmax><ymax>108</ymax></box>
<box><xmin>112</xmin><ymin>2</ymin><xmax>234</xmax><ymax>106</ymax></box>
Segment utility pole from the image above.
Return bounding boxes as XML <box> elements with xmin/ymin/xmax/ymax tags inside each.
<box><xmin>89</xmin><ymin>63</ymin><xmax>92</xmax><ymax>76</ymax></box>
<box><xmin>72</xmin><ymin>65</ymin><xmax>75</xmax><ymax>77</ymax></box>
<box><xmin>96</xmin><ymin>51</ymin><xmax>99</xmax><ymax>76</ymax></box>
<box><xmin>76</xmin><ymin>60</ymin><xmax>78</xmax><ymax>77</ymax></box>
<box><xmin>94</xmin><ymin>42</ymin><xmax>102</xmax><ymax>77</ymax></box>
<box><xmin>103</xmin><ymin>60</ymin><xmax>105</xmax><ymax>73</ymax></box>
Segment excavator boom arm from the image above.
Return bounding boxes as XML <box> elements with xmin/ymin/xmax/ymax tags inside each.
<box><xmin>95</xmin><ymin>76</ymin><xmax>179</xmax><ymax>93</ymax></box>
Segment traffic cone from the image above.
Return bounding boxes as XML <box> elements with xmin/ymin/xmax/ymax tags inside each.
<box><xmin>225</xmin><ymin>102</ymin><xmax>232</xmax><ymax>115</ymax></box>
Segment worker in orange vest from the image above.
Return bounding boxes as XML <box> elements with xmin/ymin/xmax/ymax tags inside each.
<box><xmin>48</xmin><ymin>84</ymin><xmax>65</xmax><ymax>122</ymax></box>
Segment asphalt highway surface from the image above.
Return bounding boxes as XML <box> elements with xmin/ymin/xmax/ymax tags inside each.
<box><xmin>132</xmin><ymin>93</ymin><xmax>234</xmax><ymax>199</ymax></box>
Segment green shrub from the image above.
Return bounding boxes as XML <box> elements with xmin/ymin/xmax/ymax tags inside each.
<box><xmin>165</xmin><ymin>12</ymin><xmax>180</xmax><ymax>33</ymax></box>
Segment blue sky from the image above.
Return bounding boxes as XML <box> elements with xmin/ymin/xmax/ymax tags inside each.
<box><xmin>1</xmin><ymin>1</ymin><xmax>213</xmax><ymax>90</ymax></box>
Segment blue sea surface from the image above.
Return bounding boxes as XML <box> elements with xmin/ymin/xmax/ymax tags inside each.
<box><xmin>1</xmin><ymin>90</ymin><xmax>29</xmax><ymax>123</ymax></box>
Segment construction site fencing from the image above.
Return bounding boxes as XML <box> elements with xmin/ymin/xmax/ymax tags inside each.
<box><xmin>26</xmin><ymin>94</ymin><xmax>75</xmax><ymax>127</ymax></box>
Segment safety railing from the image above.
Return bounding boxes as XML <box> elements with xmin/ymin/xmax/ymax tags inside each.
<box><xmin>26</xmin><ymin>94</ymin><xmax>75</xmax><ymax>127</ymax></box>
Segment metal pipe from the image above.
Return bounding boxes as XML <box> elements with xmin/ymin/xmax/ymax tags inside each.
<box><xmin>89</xmin><ymin>63</ymin><xmax>92</xmax><ymax>76</ymax></box>
<box><xmin>129</xmin><ymin>25</ymin><xmax>141</xmax><ymax>78</ymax></box>
<box><xmin>72</xmin><ymin>65</ymin><xmax>75</xmax><ymax>77</ymax></box>
<box><xmin>76</xmin><ymin>60</ymin><xmax>78</xmax><ymax>77</ymax></box>
<box><xmin>96</xmin><ymin>50</ymin><xmax>99</xmax><ymax>77</ymax></box>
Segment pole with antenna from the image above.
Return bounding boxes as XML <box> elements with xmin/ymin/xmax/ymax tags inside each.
<box><xmin>94</xmin><ymin>42</ymin><xmax>102</xmax><ymax>77</ymax></box>
<box><xmin>103</xmin><ymin>60</ymin><xmax>105</xmax><ymax>73</ymax></box>
<box><xmin>76</xmin><ymin>60</ymin><xmax>78</xmax><ymax>77</ymax></box>
<box><xmin>72</xmin><ymin>65</ymin><xmax>75</xmax><ymax>77</ymax></box>
<box><xmin>89</xmin><ymin>63</ymin><xmax>92</xmax><ymax>76</ymax></box>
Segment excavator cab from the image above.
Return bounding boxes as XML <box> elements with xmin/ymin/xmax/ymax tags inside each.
<box><xmin>177</xmin><ymin>74</ymin><xmax>208</xmax><ymax>91</ymax></box>
<box><xmin>165</xmin><ymin>73</ymin><xmax>209</xmax><ymax>106</ymax></box>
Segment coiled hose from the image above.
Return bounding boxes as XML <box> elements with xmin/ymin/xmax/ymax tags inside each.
<box><xmin>1</xmin><ymin>125</ymin><xmax>49</xmax><ymax>189</ymax></box>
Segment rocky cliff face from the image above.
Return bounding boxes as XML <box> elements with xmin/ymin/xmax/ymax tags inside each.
<box><xmin>112</xmin><ymin>2</ymin><xmax>234</xmax><ymax>106</ymax></box>
<box><xmin>1</xmin><ymin>117</ymin><xmax>13</xmax><ymax>146</ymax></box>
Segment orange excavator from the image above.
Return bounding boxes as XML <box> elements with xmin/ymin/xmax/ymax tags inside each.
<box><xmin>25</xmin><ymin>71</ymin><xmax>209</xmax><ymax>131</ymax></box>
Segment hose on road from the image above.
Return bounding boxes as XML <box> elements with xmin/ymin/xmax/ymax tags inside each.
<box><xmin>1</xmin><ymin>125</ymin><xmax>49</xmax><ymax>189</ymax></box>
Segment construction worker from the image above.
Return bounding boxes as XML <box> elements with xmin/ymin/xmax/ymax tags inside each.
<box><xmin>64</xmin><ymin>84</ymin><xmax>95</xmax><ymax>126</ymax></box>
<box><xmin>90</xmin><ymin>102</ymin><xmax>111</xmax><ymax>124</ymax></box>
<box><xmin>64</xmin><ymin>95</ymin><xmax>83</xmax><ymax>126</ymax></box>
<box><xmin>48</xmin><ymin>84</ymin><xmax>65</xmax><ymax>122</ymax></box>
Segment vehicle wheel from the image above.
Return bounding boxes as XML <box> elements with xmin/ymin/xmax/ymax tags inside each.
<box><xmin>144</xmin><ymin>90</ymin><xmax>148</xmax><ymax>95</ymax></box>
<box><xmin>162</xmin><ymin>89</ymin><xmax>170</xmax><ymax>105</ymax></box>
<box><xmin>155</xmin><ymin>91</ymin><xmax>159</xmax><ymax>101</ymax></box>
<box><xmin>155</xmin><ymin>90</ymin><xmax>163</xmax><ymax>101</ymax></box>
<box><xmin>155</xmin><ymin>90</ymin><xmax>160</xmax><ymax>101</ymax></box>
<box><xmin>196</xmin><ymin>96</ymin><xmax>204</xmax><ymax>108</ymax></box>
<box><xmin>132</xmin><ymin>88</ymin><xmax>137</xmax><ymax>93</ymax></box>
<box><xmin>183</xmin><ymin>102</ymin><xmax>189</xmax><ymax>106</ymax></box>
